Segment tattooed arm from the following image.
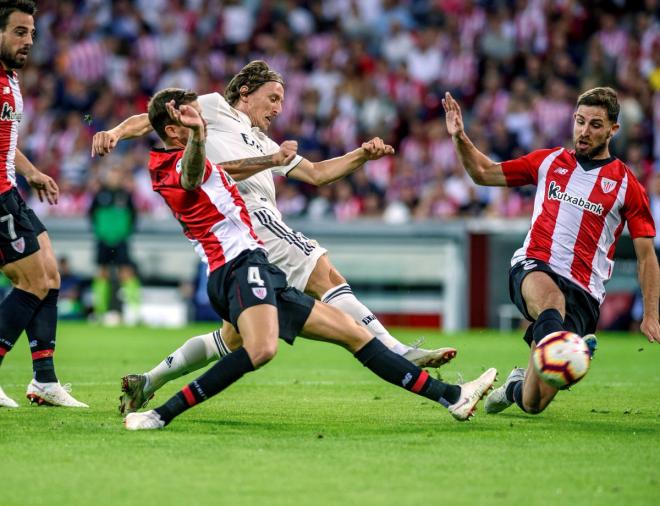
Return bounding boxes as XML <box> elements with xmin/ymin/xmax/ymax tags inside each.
<box><xmin>164</xmin><ymin>100</ymin><xmax>208</xmax><ymax>191</ymax></box>
<box><xmin>220</xmin><ymin>141</ymin><xmax>298</xmax><ymax>181</ymax></box>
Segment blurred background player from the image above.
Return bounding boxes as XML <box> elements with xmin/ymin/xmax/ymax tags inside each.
<box><xmin>123</xmin><ymin>88</ymin><xmax>496</xmax><ymax>429</ymax></box>
<box><xmin>89</xmin><ymin>162</ymin><xmax>140</xmax><ymax>325</ymax></box>
<box><xmin>56</xmin><ymin>256</ymin><xmax>83</xmax><ymax>320</ymax></box>
<box><xmin>443</xmin><ymin>87</ymin><xmax>660</xmax><ymax>416</ymax></box>
<box><xmin>0</xmin><ymin>1</ymin><xmax>86</xmax><ymax>408</ymax></box>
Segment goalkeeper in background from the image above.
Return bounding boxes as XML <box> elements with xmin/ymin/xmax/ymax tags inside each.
<box><xmin>89</xmin><ymin>163</ymin><xmax>140</xmax><ymax>325</ymax></box>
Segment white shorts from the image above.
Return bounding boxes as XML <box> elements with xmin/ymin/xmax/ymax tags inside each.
<box><xmin>251</xmin><ymin>208</ymin><xmax>327</xmax><ymax>291</ymax></box>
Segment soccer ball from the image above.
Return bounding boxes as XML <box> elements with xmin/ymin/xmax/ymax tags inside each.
<box><xmin>532</xmin><ymin>331</ymin><xmax>590</xmax><ymax>389</ymax></box>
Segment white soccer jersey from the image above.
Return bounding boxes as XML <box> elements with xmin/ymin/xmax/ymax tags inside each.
<box><xmin>197</xmin><ymin>92</ymin><xmax>303</xmax><ymax>219</ymax></box>
<box><xmin>502</xmin><ymin>147</ymin><xmax>655</xmax><ymax>304</ymax></box>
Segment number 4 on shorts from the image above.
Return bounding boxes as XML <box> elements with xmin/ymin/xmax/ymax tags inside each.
<box><xmin>248</xmin><ymin>266</ymin><xmax>265</xmax><ymax>286</ymax></box>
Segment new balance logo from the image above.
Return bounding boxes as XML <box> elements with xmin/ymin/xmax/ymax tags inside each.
<box><xmin>401</xmin><ymin>372</ymin><xmax>413</xmax><ymax>388</ymax></box>
<box><xmin>547</xmin><ymin>181</ymin><xmax>603</xmax><ymax>215</ymax></box>
<box><xmin>554</xmin><ymin>167</ymin><xmax>568</xmax><ymax>175</ymax></box>
<box><xmin>165</xmin><ymin>356</ymin><xmax>174</xmax><ymax>367</ymax></box>
<box><xmin>522</xmin><ymin>260</ymin><xmax>537</xmax><ymax>271</ymax></box>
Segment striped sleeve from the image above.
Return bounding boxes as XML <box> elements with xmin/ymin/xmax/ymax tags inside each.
<box><xmin>623</xmin><ymin>171</ymin><xmax>656</xmax><ymax>238</ymax></box>
<box><xmin>500</xmin><ymin>148</ymin><xmax>560</xmax><ymax>187</ymax></box>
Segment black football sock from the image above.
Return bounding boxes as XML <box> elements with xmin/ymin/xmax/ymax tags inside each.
<box><xmin>505</xmin><ymin>379</ymin><xmax>523</xmax><ymax>404</ymax></box>
<box><xmin>523</xmin><ymin>324</ymin><xmax>534</xmax><ymax>348</ymax></box>
<box><xmin>27</xmin><ymin>289</ymin><xmax>59</xmax><ymax>383</ymax></box>
<box><xmin>532</xmin><ymin>309</ymin><xmax>564</xmax><ymax>345</ymax></box>
<box><xmin>354</xmin><ymin>338</ymin><xmax>461</xmax><ymax>405</ymax></box>
<box><xmin>155</xmin><ymin>346</ymin><xmax>254</xmax><ymax>425</ymax></box>
<box><xmin>510</xmin><ymin>380</ymin><xmax>527</xmax><ymax>412</ymax></box>
<box><xmin>0</xmin><ymin>288</ymin><xmax>42</xmax><ymax>366</ymax></box>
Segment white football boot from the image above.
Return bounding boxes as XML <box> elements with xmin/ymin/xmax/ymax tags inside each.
<box><xmin>0</xmin><ymin>385</ymin><xmax>19</xmax><ymax>408</ymax></box>
<box><xmin>484</xmin><ymin>367</ymin><xmax>526</xmax><ymax>414</ymax></box>
<box><xmin>402</xmin><ymin>338</ymin><xmax>457</xmax><ymax>368</ymax></box>
<box><xmin>26</xmin><ymin>379</ymin><xmax>89</xmax><ymax>407</ymax></box>
<box><xmin>125</xmin><ymin>410</ymin><xmax>165</xmax><ymax>430</ymax></box>
<box><xmin>403</xmin><ymin>347</ymin><xmax>457</xmax><ymax>368</ymax></box>
<box><xmin>448</xmin><ymin>368</ymin><xmax>498</xmax><ymax>421</ymax></box>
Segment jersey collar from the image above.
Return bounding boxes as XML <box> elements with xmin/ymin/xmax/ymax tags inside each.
<box><xmin>575</xmin><ymin>153</ymin><xmax>616</xmax><ymax>172</ymax></box>
<box><xmin>151</xmin><ymin>146</ymin><xmax>184</xmax><ymax>153</ymax></box>
<box><xmin>231</xmin><ymin>106</ymin><xmax>252</xmax><ymax>126</ymax></box>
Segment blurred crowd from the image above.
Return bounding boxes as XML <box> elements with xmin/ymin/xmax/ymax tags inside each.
<box><xmin>16</xmin><ymin>0</ymin><xmax>660</xmax><ymax>223</ymax></box>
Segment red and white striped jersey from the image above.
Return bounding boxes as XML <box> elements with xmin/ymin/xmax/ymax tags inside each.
<box><xmin>0</xmin><ymin>70</ymin><xmax>22</xmax><ymax>195</ymax></box>
<box><xmin>148</xmin><ymin>148</ymin><xmax>263</xmax><ymax>272</ymax></box>
<box><xmin>502</xmin><ymin>147</ymin><xmax>655</xmax><ymax>304</ymax></box>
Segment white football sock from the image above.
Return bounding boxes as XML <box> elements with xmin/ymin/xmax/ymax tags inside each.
<box><xmin>321</xmin><ymin>283</ymin><xmax>410</xmax><ymax>355</ymax></box>
<box><xmin>144</xmin><ymin>330</ymin><xmax>229</xmax><ymax>395</ymax></box>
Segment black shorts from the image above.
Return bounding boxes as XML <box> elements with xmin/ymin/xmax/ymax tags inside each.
<box><xmin>97</xmin><ymin>240</ymin><xmax>132</xmax><ymax>266</ymax></box>
<box><xmin>509</xmin><ymin>258</ymin><xmax>600</xmax><ymax>346</ymax></box>
<box><xmin>206</xmin><ymin>249</ymin><xmax>315</xmax><ymax>344</ymax></box>
<box><xmin>0</xmin><ymin>188</ymin><xmax>46</xmax><ymax>265</ymax></box>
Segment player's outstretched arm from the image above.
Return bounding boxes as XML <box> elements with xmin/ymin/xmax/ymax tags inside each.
<box><xmin>91</xmin><ymin>113</ymin><xmax>152</xmax><ymax>157</ymax></box>
<box><xmin>287</xmin><ymin>137</ymin><xmax>395</xmax><ymax>186</ymax></box>
<box><xmin>165</xmin><ymin>100</ymin><xmax>207</xmax><ymax>191</ymax></box>
<box><xmin>220</xmin><ymin>140</ymin><xmax>298</xmax><ymax>181</ymax></box>
<box><xmin>15</xmin><ymin>148</ymin><xmax>59</xmax><ymax>205</ymax></box>
<box><xmin>442</xmin><ymin>92</ymin><xmax>507</xmax><ymax>186</ymax></box>
<box><xmin>633</xmin><ymin>237</ymin><xmax>660</xmax><ymax>343</ymax></box>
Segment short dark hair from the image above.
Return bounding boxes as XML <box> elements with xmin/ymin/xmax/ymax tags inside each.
<box><xmin>0</xmin><ymin>1</ymin><xmax>37</xmax><ymax>31</ymax></box>
<box><xmin>147</xmin><ymin>88</ymin><xmax>198</xmax><ymax>141</ymax></box>
<box><xmin>224</xmin><ymin>60</ymin><xmax>284</xmax><ymax>106</ymax></box>
<box><xmin>576</xmin><ymin>87</ymin><xmax>619</xmax><ymax>123</ymax></box>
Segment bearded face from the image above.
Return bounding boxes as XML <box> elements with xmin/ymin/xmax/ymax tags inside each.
<box><xmin>573</xmin><ymin>105</ymin><xmax>618</xmax><ymax>159</ymax></box>
<box><xmin>0</xmin><ymin>11</ymin><xmax>34</xmax><ymax>70</ymax></box>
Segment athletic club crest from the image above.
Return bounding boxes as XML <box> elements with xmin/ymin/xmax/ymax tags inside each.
<box><xmin>252</xmin><ymin>287</ymin><xmax>267</xmax><ymax>300</ymax></box>
<box><xmin>10</xmin><ymin>237</ymin><xmax>24</xmax><ymax>253</ymax></box>
<box><xmin>600</xmin><ymin>178</ymin><xmax>616</xmax><ymax>193</ymax></box>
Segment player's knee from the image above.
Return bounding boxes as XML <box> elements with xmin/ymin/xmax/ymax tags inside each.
<box><xmin>522</xmin><ymin>400</ymin><xmax>549</xmax><ymax>415</ymax></box>
<box><xmin>248</xmin><ymin>338</ymin><xmax>279</xmax><ymax>367</ymax></box>
<box><xmin>328</xmin><ymin>267</ymin><xmax>346</xmax><ymax>287</ymax></box>
<box><xmin>348</xmin><ymin>326</ymin><xmax>371</xmax><ymax>350</ymax></box>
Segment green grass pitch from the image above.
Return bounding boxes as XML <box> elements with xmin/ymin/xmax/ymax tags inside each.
<box><xmin>1</xmin><ymin>323</ymin><xmax>659</xmax><ymax>506</ymax></box>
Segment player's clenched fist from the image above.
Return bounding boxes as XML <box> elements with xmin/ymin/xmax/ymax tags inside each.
<box><xmin>91</xmin><ymin>130</ymin><xmax>119</xmax><ymax>157</ymax></box>
<box><xmin>361</xmin><ymin>137</ymin><xmax>395</xmax><ymax>160</ymax></box>
<box><xmin>165</xmin><ymin>100</ymin><xmax>205</xmax><ymax>134</ymax></box>
<box><xmin>273</xmin><ymin>140</ymin><xmax>298</xmax><ymax>166</ymax></box>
